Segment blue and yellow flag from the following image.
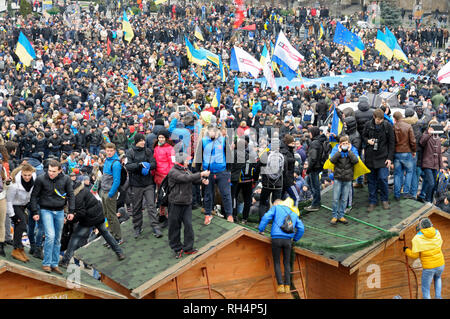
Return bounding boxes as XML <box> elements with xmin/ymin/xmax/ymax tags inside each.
<box><xmin>128</xmin><ymin>81</ymin><xmax>139</xmax><ymax>97</ymax></box>
<box><xmin>195</xmin><ymin>25</ymin><xmax>204</xmax><ymax>41</ymax></box>
<box><xmin>177</xmin><ymin>67</ymin><xmax>185</xmax><ymax>83</ymax></box>
<box><xmin>15</xmin><ymin>32</ymin><xmax>36</xmax><ymax>67</ymax></box>
<box><xmin>211</xmin><ymin>88</ymin><xmax>221</xmax><ymax>108</ymax></box>
<box><xmin>219</xmin><ymin>55</ymin><xmax>225</xmax><ymax>82</ymax></box>
<box><xmin>385</xmin><ymin>27</ymin><xmax>409</xmax><ymax>64</ymax></box>
<box><xmin>375</xmin><ymin>29</ymin><xmax>393</xmax><ymax>60</ymax></box>
<box><xmin>329</xmin><ymin>106</ymin><xmax>343</xmax><ymax>148</ymax></box>
<box><xmin>122</xmin><ymin>11</ymin><xmax>134</xmax><ymax>42</ymax></box>
<box><xmin>319</xmin><ymin>23</ymin><xmax>324</xmax><ymax>40</ymax></box>
<box><xmin>345</xmin><ymin>34</ymin><xmax>365</xmax><ymax>66</ymax></box>
<box><xmin>185</xmin><ymin>36</ymin><xmax>207</xmax><ymax>66</ymax></box>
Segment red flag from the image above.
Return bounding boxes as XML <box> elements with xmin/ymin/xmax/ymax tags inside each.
<box><xmin>239</xmin><ymin>24</ymin><xmax>256</xmax><ymax>31</ymax></box>
<box><xmin>107</xmin><ymin>38</ymin><xmax>111</xmax><ymax>56</ymax></box>
<box><xmin>233</xmin><ymin>0</ymin><xmax>245</xmax><ymax>29</ymax></box>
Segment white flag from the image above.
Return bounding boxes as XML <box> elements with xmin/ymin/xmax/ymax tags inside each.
<box><xmin>230</xmin><ymin>46</ymin><xmax>262</xmax><ymax>79</ymax></box>
<box><xmin>262</xmin><ymin>47</ymin><xmax>277</xmax><ymax>92</ymax></box>
<box><xmin>273</xmin><ymin>30</ymin><xmax>304</xmax><ymax>72</ymax></box>
<box><xmin>437</xmin><ymin>61</ymin><xmax>450</xmax><ymax>84</ymax></box>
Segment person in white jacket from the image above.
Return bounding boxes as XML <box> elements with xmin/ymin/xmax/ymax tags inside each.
<box><xmin>7</xmin><ymin>164</ymin><xmax>36</xmax><ymax>263</ymax></box>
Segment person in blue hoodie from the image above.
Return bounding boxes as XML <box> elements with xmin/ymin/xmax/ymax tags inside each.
<box><xmin>99</xmin><ymin>143</ymin><xmax>123</xmax><ymax>243</ymax></box>
<box><xmin>258</xmin><ymin>198</ymin><xmax>304</xmax><ymax>294</ymax></box>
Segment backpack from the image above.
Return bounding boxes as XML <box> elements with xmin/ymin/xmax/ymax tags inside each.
<box><xmin>111</xmin><ymin>159</ymin><xmax>128</xmax><ymax>187</ymax></box>
<box><xmin>266</xmin><ymin>150</ymin><xmax>284</xmax><ymax>181</ymax></box>
<box><xmin>276</xmin><ymin>212</ymin><xmax>294</xmax><ymax>234</ymax></box>
<box><xmin>320</xmin><ymin>140</ymin><xmax>332</xmax><ymax>167</ymax></box>
<box><xmin>157</xmin><ymin>174</ymin><xmax>172</xmax><ymax>207</ymax></box>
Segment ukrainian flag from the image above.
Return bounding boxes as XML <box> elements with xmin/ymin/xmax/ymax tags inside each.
<box><xmin>122</xmin><ymin>10</ymin><xmax>134</xmax><ymax>42</ymax></box>
<box><xmin>15</xmin><ymin>32</ymin><xmax>36</xmax><ymax>67</ymax></box>
<box><xmin>375</xmin><ymin>30</ymin><xmax>393</xmax><ymax>60</ymax></box>
<box><xmin>260</xmin><ymin>44</ymin><xmax>268</xmax><ymax>65</ymax></box>
<box><xmin>385</xmin><ymin>27</ymin><xmax>409</xmax><ymax>64</ymax></box>
<box><xmin>211</xmin><ymin>88</ymin><xmax>221</xmax><ymax>108</ymax></box>
<box><xmin>199</xmin><ymin>48</ymin><xmax>220</xmax><ymax>67</ymax></box>
<box><xmin>269</xmin><ymin>41</ymin><xmax>282</xmax><ymax>77</ymax></box>
<box><xmin>319</xmin><ymin>23</ymin><xmax>324</xmax><ymax>40</ymax></box>
<box><xmin>185</xmin><ymin>36</ymin><xmax>207</xmax><ymax>66</ymax></box>
<box><xmin>329</xmin><ymin>106</ymin><xmax>343</xmax><ymax>148</ymax></box>
<box><xmin>345</xmin><ymin>35</ymin><xmax>365</xmax><ymax>66</ymax></box>
<box><xmin>195</xmin><ymin>25</ymin><xmax>204</xmax><ymax>41</ymax></box>
<box><xmin>128</xmin><ymin>81</ymin><xmax>139</xmax><ymax>97</ymax></box>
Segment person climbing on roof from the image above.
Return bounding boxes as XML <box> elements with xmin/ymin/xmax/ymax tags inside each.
<box><xmin>258</xmin><ymin>198</ymin><xmax>304</xmax><ymax>295</ymax></box>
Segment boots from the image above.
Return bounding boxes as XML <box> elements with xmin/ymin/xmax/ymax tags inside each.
<box><xmin>33</xmin><ymin>246</ymin><xmax>44</xmax><ymax>260</ymax></box>
<box><xmin>12</xmin><ymin>248</ymin><xmax>28</xmax><ymax>262</ymax></box>
<box><xmin>29</xmin><ymin>244</ymin><xmax>36</xmax><ymax>256</ymax></box>
<box><xmin>0</xmin><ymin>242</ymin><xmax>5</xmax><ymax>257</ymax></box>
<box><xmin>19</xmin><ymin>248</ymin><xmax>30</xmax><ymax>262</ymax></box>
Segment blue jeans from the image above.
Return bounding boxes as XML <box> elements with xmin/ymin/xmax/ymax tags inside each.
<box><xmin>308</xmin><ymin>171</ymin><xmax>321</xmax><ymax>207</ymax></box>
<box><xmin>28</xmin><ymin>211</ymin><xmax>44</xmax><ymax>247</ymax></box>
<box><xmin>62</xmin><ymin>222</ymin><xmax>122</xmax><ymax>264</ymax></box>
<box><xmin>419</xmin><ymin>168</ymin><xmax>438</xmax><ymax>202</ymax></box>
<box><xmin>332</xmin><ymin>180</ymin><xmax>352</xmax><ymax>219</ymax></box>
<box><xmin>409</xmin><ymin>159</ymin><xmax>422</xmax><ymax>198</ymax></box>
<box><xmin>367</xmin><ymin>167</ymin><xmax>389</xmax><ymax>204</ymax></box>
<box><xmin>40</xmin><ymin>209</ymin><xmax>65</xmax><ymax>268</ymax></box>
<box><xmin>204</xmin><ymin>171</ymin><xmax>233</xmax><ymax>217</ymax></box>
<box><xmin>394</xmin><ymin>153</ymin><xmax>414</xmax><ymax>198</ymax></box>
<box><xmin>89</xmin><ymin>145</ymin><xmax>100</xmax><ymax>156</ymax></box>
<box><xmin>422</xmin><ymin>265</ymin><xmax>445</xmax><ymax>299</ymax></box>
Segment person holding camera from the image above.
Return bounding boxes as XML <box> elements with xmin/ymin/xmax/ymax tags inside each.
<box><xmin>362</xmin><ymin>109</ymin><xmax>395</xmax><ymax>212</ymax></box>
<box><xmin>417</xmin><ymin>121</ymin><xmax>445</xmax><ymax>203</ymax></box>
<box><xmin>404</xmin><ymin>217</ymin><xmax>445</xmax><ymax>299</ymax></box>
<box><xmin>329</xmin><ymin>135</ymin><xmax>359</xmax><ymax>225</ymax></box>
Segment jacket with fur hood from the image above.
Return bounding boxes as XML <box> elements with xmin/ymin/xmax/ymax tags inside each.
<box><xmin>6</xmin><ymin>169</ymin><xmax>37</xmax><ymax>217</ymax></box>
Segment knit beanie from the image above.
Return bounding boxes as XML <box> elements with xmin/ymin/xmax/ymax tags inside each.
<box><xmin>134</xmin><ymin>133</ymin><xmax>145</xmax><ymax>144</ymax></box>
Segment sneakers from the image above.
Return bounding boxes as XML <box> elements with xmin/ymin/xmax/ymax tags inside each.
<box><xmin>382</xmin><ymin>201</ymin><xmax>390</xmax><ymax>210</ymax></box>
<box><xmin>33</xmin><ymin>246</ymin><xmax>43</xmax><ymax>259</ymax></box>
<box><xmin>227</xmin><ymin>215</ymin><xmax>234</xmax><ymax>223</ymax></box>
<box><xmin>276</xmin><ymin>284</ymin><xmax>285</xmax><ymax>294</ymax></box>
<box><xmin>284</xmin><ymin>285</ymin><xmax>291</xmax><ymax>293</ymax></box>
<box><xmin>241</xmin><ymin>219</ymin><xmax>247</xmax><ymax>225</ymax></box>
<box><xmin>184</xmin><ymin>249</ymin><xmax>198</xmax><ymax>255</ymax></box>
<box><xmin>330</xmin><ymin>217</ymin><xmax>338</xmax><ymax>225</ymax></box>
<box><xmin>204</xmin><ymin>215</ymin><xmax>213</xmax><ymax>225</ymax></box>
<box><xmin>367</xmin><ymin>204</ymin><xmax>376</xmax><ymax>212</ymax></box>
<box><xmin>304</xmin><ymin>206</ymin><xmax>320</xmax><ymax>212</ymax></box>
<box><xmin>353</xmin><ymin>183</ymin><xmax>363</xmax><ymax>188</ymax></box>
<box><xmin>134</xmin><ymin>228</ymin><xmax>143</xmax><ymax>239</ymax></box>
<box><xmin>174</xmin><ymin>250</ymin><xmax>183</xmax><ymax>259</ymax></box>
<box><xmin>153</xmin><ymin>227</ymin><xmax>163</xmax><ymax>238</ymax></box>
<box><xmin>338</xmin><ymin>217</ymin><xmax>349</xmax><ymax>225</ymax></box>
<box><xmin>117</xmin><ymin>252</ymin><xmax>126</xmax><ymax>261</ymax></box>
<box><xmin>59</xmin><ymin>260</ymin><xmax>69</xmax><ymax>269</ymax></box>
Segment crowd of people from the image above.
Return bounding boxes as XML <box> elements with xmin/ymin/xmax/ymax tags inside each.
<box><xmin>0</xmin><ymin>1</ymin><xmax>447</xmax><ymax>297</ymax></box>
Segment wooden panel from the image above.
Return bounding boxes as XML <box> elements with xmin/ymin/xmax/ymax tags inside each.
<box><xmin>0</xmin><ymin>271</ymin><xmax>79</xmax><ymax>299</ymax></box>
<box><xmin>357</xmin><ymin>214</ymin><xmax>450</xmax><ymax>299</ymax></box>
<box><xmin>153</xmin><ymin>236</ymin><xmax>292</xmax><ymax>299</ymax></box>
<box><xmin>303</xmin><ymin>257</ymin><xmax>357</xmax><ymax>299</ymax></box>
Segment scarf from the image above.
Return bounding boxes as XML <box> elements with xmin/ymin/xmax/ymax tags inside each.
<box><xmin>21</xmin><ymin>176</ymin><xmax>34</xmax><ymax>192</ymax></box>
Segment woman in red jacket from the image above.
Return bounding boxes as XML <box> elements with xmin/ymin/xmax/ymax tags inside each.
<box><xmin>153</xmin><ymin>130</ymin><xmax>175</xmax><ymax>225</ymax></box>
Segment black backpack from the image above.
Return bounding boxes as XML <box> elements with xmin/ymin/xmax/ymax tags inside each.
<box><xmin>320</xmin><ymin>140</ymin><xmax>332</xmax><ymax>167</ymax></box>
<box><xmin>277</xmin><ymin>212</ymin><xmax>294</xmax><ymax>234</ymax></box>
<box><xmin>157</xmin><ymin>174</ymin><xmax>172</xmax><ymax>207</ymax></box>
<box><xmin>111</xmin><ymin>159</ymin><xmax>128</xmax><ymax>187</ymax></box>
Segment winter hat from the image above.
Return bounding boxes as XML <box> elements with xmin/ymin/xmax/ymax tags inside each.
<box><xmin>134</xmin><ymin>133</ymin><xmax>145</xmax><ymax>144</ymax></box>
<box><xmin>405</xmin><ymin>108</ymin><xmax>415</xmax><ymax>118</ymax></box>
<box><xmin>308</xmin><ymin>126</ymin><xmax>320</xmax><ymax>138</ymax></box>
<box><xmin>158</xmin><ymin>129</ymin><xmax>170</xmax><ymax>139</ymax></box>
<box><xmin>155</xmin><ymin>117</ymin><xmax>165</xmax><ymax>126</ymax></box>
<box><xmin>418</xmin><ymin>217</ymin><xmax>433</xmax><ymax>230</ymax></box>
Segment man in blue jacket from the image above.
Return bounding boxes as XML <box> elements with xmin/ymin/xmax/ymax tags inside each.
<box><xmin>195</xmin><ymin>125</ymin><xmax>233</xmax><ymax>225</ymax></box>
<box><xmin>258</xmin><ymin>198</ymin><xmax>304</xmax><ymax>294</ymax></box>
<box><xmin>99</xmin><ymin>143</ymin><xmax>123</xmax><ymax>243</ymax></box>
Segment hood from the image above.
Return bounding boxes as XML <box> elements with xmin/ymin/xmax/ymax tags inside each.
<box><xmin>411</xmin><ymin>227</ymin><xmax>443</xmax><ymax>253</ymax></box>
<box><xmin>106</xmin><ymin>152</ymin><xmax>120</xmax><ymax>161</ymax></box>
<box><xmin>403</xmin><ymin>116</ymin><xmax>418</xmax><ymax>125</ymax></box>
<box><xmin>278</xmin><ymin>198</ymin><xmax>300</xmax><ymax>216</ymax></box>
<box><xmin>357</xmin><ymin>100</ymin><xmax>370</xmax><ymax>112</ymax></box>
<box><xmin>344</xmin><ymin>116</ymin><xmax>357</xmax><ymax>133</ymax></box>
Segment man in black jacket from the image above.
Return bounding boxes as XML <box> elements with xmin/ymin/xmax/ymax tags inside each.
<box><xmin>30</xmin><ymin>160</ymin><xmax>75</xmax><ymax>274</ymax></box>
<box><xmin>59</xmin><ymin>180</ymin><xmax>125</xmax><ymax>268</ymax></box>
<box><xmin>167</xmin><ymin>152</ymin><xmax>210</xmax><ymax>258</ymax></box>
<box><xmin>362</xmin><ymin>109</ymin><xmax>395</xmax><ymax>211</ymax></box>
<box><xmin>304</xmin><ymin>126</ymin><xmax>327</xmax><ymax>212</ymax></box>
<box><xmin>125</xmin><ymin>133</ymin><xmax>162</xmax><ymax>239</ymax></box>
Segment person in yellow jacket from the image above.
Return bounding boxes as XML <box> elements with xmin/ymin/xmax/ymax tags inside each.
<box><xmin>404</xmin><ymin>218</ymin><xmax>445</xmax><ymax>299</ymax></box>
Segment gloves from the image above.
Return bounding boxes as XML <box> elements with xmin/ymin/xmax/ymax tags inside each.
<box><xmin>403</xmin><ymin>246</ymin><xmax>408</xmax><ymax>252</ymax></box>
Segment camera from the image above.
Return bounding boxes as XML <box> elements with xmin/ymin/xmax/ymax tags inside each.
<box><xmin>177</xmin><ymin>105</ymin><xmax>186</xmax><ymax>113</ymax></box>
<box><xmin>430</xmin><ymin>124</ymin><xmax>445</xmax><ymax>136</ymax></box>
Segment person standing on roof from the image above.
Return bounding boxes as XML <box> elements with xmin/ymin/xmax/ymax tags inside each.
<box><xmin>404</xmin><ymin>217</ymin><xmax>445</xmax><ymax>299</ymax></box>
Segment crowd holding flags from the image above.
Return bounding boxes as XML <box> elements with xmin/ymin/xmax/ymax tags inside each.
<box><xmin>194</xmin><ymin>25</ymin><xmax>204</xmax><ymax>41</ymax></box>
<box><xmin>122</xmin><ymin>10</ymin><xmax>134</xmax><ymax>42</ymax></box>
<box><xmin>272</xmin><ymin>30</ymin><xmax>304</xmax><ymax>81</ymax></box>
<box><xmin>211</xmin><ymin>88</ymin><xmax>221</xmax><ymax>108</ymax></box>
<box><xmin>333</xmin><ymin>22</ymin><xmax>365</xmax><ymax>66</ymax></box>
<box><xmin>127</xmin><ymin>81</ymin><xmax>139</xmax><ymax>97</ymax></box>
<box><xmin>230</xmin><ymin>46</ymin><xmax>262</xmax><ymax>79</ymax></box>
